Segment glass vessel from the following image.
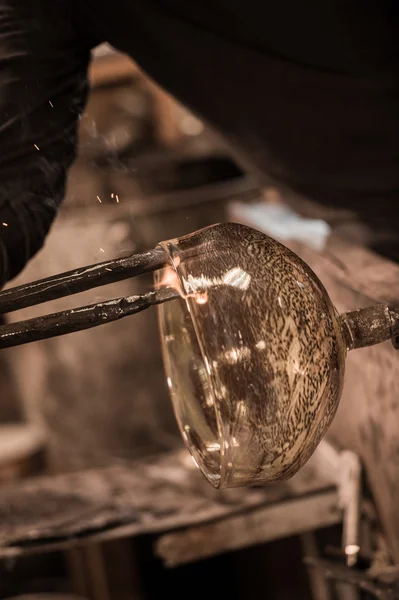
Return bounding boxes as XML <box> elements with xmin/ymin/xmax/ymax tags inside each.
<box><xmin>0</xmin><ymin>219</ymin><xmax>396</xmax><ymax>488</ymax></box>
<box><xmin>155</xmin><ymin>222</ymin><xmax>399</xmax><ymax>489</ymax></box>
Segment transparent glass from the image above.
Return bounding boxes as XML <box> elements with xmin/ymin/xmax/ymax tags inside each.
<box><xmin>155</xmin><ymin>222</ymin><xmax>347</xmax><ymax>489</ymax></box>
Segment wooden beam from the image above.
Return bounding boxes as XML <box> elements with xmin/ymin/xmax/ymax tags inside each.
<box><xmin>0</xmin><ymin>449</ymin><xmax>336</xmax><ymax>560</ymax></box>
<box><xmin>155</xmin><ymin>490</ymin><xmax>340</xmax><ymax>567</ymax></box>
<box><xmin>89</xmin><ymin>53</ymin><xmax>140</xmax><ymax>88</ymax></box>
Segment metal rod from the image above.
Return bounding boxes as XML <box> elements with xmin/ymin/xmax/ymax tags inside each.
<box><xmin>0</xmin><ymin>247</ymin><xmax>168</xmax><ymax>315</ymax></box>
<box><xmin>340</xmin><ymin>305</ymin><xmax>399</xmax><ymax>350</ymax></box>
<box><xmin>0</xmin><ymin>287</ymin><xmax>179</xmax><ymax>349</ymax></box>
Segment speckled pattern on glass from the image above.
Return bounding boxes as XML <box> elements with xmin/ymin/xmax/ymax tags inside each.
<box><xmin>155</xmin><ymin>222</ymin><xmax>346</xmax><ymax>488</ymax></box>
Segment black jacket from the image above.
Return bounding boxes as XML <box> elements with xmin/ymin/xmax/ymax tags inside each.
<box><xmin>0</xmin><ymin>0</ymin><xmax>398</xmax><ymax>283</ymax></box>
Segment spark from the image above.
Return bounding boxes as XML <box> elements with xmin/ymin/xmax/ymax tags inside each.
<box><xmin>49</xmin><ymin>100</ymin><xmax>54</xmax><ymax>107</ymax></box>
<box><xmin>2</xmin><ymin>222</ymin><xmax>8</xmax><ymax>227</ymax></box>
<box><xmin>115</xmin><ymin>194</ymin><xmax>120</xmax><ymax>203</ymax></box>
<box><xmin>105</xmin><ymin>268</ymin><xmax>112</xmax><ymax>272</ymax></box>
<box><xmin>34</xmin><ymin>144</ymin><xmax>40</xmax><ymax>151</ymax></box>
<box><xmin>110</xmin><ymin>193</ymin><xmax>114</xmax><ymax>198</ymax></box>
<box><xmin>99</xmin><ymin>248</ymin><xmax>105</xmax><ymax>253</ymax></box>
<box><xmin>97</xmin><ymin>196</ymin><xmax>102</xmax><ymax>203</ymax></box>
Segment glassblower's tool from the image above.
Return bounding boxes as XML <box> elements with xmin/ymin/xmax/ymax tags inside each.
<box><xmin>0</xmin><ymin>222</ymin><xmax>397</xmax><ymax>488</ymax></box>
<box><xmin>0</xmin><ymin>247</ymin><xmax>179</xmax><ymax>347</ymax></box>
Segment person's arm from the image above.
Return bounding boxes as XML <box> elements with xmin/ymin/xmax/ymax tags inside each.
<box><xmin>0</xmin><ymin>0</ymin><xmax>93</xmax><ymax>286</ymax></box>
<box><xmin>79</xmin><ymin>0</ymin><xmax>399</xmax><ymax>235</ymax></box>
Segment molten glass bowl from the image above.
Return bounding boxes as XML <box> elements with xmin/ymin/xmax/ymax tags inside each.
<box><xmin>155</xmin><ymin>222</ymin><xmax>348</xmax><ymax>488</ymax></box>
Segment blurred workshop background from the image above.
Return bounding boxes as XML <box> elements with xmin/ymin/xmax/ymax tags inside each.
<box><xmin>0</xmin><ymin>45</ymin><xmax>397</xmax><ymax>600</ymax></box>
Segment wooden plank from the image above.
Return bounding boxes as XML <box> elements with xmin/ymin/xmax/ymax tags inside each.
<box><xmin>301</xmin><ymin>533</ymin><xmax>333</xmax><ymax>600</ymax></box>
<box><xmin>155</xmin><ymin>489</ymin><xmax>340</xmax><ymax>567</ymax></box>
<box><xmin>0</xmin><ymin>448</ymin><xmax>335</xmax><ymax>559</ymax></box>
<box><xmin>89</xmin><ymin>48</ymin><xmax>140</xmax><ymax>88</ymax></box>
<box><xmin>0</xmin><ymin>424</ymin><xmax>45</xmax><ymax>484</ymax></box>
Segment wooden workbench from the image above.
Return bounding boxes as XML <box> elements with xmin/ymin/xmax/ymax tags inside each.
<box><xmin>0</xmin><ymin>448</ymin><xmax>339</xmax><ymax>567</ymax></box>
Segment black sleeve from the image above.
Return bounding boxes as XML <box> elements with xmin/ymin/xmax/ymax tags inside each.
<box><xmin>0</xmin><ymin>0</ymin><xmax>93</xmax><ymax>285</ymax></box>
<box><xmin>78</xmin><ymin>0</ymin><xmax>399</xmax><ymax>230</ymax></box>
<box><xmin>2</xmin><ymin>0</ymin><xmax>397</xmax><ymax>287</ymax></box>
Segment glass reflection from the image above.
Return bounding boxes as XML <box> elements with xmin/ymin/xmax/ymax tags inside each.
<box><xmin>155</xmin><ymin>222</ymin><xmax>346</xmax><ymax>488</ymax></box>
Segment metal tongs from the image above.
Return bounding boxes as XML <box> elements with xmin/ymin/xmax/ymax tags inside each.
<box><xmin>0</xmin><ymin>247</ymin><xmax>179</xmax><ymax>349</ymax></box>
